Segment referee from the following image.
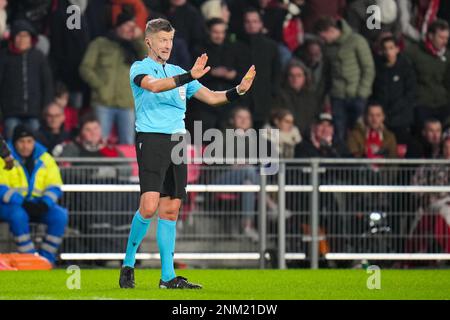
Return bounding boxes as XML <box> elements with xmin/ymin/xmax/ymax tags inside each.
<box><xmin>119</xmin><ymin>18</ymin><xmax>256</xmax><ymax>289</ymax></box>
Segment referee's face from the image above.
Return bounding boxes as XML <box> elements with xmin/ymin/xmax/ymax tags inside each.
<box><xmin>148</xmin><ymin>30</ymin><xmax>175</xmax><ymax>62</ymax></box>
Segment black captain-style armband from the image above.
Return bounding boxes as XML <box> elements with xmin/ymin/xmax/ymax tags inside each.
<box><xmin>226</xmin><ymin>86</ymin><xmax>245</xmax><ymax>102</ymax></box>
<box><xmin>134</xmin><ymin>74</ymin><xmax>147</xmax><ymax>87</ymax></box>
<box><xmin>174</xmin><ymin>72</ymin><xmax>194</xmax><ymax>87</ymax></box>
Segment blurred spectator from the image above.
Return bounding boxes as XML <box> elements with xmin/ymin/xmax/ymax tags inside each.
<box><xmin>54</xmin><ymin>82</ymin><xmax>79</xmax><ymax>134</ymax></box>
<box><xmin>49</xmin><ymin>0</ymin><xmax>91</xmax><ymax>110</ymax></box>
<box><xmin>8</xmin><ymin>0</ymin><xmax>52</xmax><ymax>35</ymax></box>
<box><xmin>79</xmin><ymin>12</ymin><xmax>146</xmax><ymax>145</ymax></box>
<box><xmin>214</xmin><ymin>106</ymin><xmax>260</xmax><ymax>242</ymax></box>
<box><xmin>252</xmin><ymin>0</ymin><xmax>286</xmax><ymax>43</ymax></box>
<box><xmin>347</xmin><ymin>102</ymin><xmax>398</xmax><ymax>158</ymax></box>
<box><xmin>111</xmin><ymin>0</ymin><xmax>149</xmax><ymax>33</ymax></box>
<box><xmin>201</xmin><ymin>0</ymin><xmax>231</xmax><ymax>24</ymax></box>
<box><xmin>0</xmin><ymin>19</ymin><xmax>53</xmax><ymax>139</ymax></box>
<box><xmin>315</xmin><ymin>17</ymin><xmax>375</xmax><ymax>142</ymax></box>
<box><xmin>55</xmin><ymin>114</ymin><xmax>124</xmax><ymax>159</ymax></box>
<box><xmin>85</xmin><ymin>0</ymin><xmax>110</xmax><ymax>39</ymax></box>
<box><xmin>406</xmin><ymin>118</ymin><xmax>442</xmax><ymax>158</ymax></box>
<box><xmin>346</xmin><ymin>0</ymin><xmax>401</xmax><ymax>45</ymax></box>
<box><xmin>0</xmin><ymin>133</ymin><xmax>13</xmax><ymax>170</ymax></box>
<box><xmin>398</xmin><ymin>0</ymin><xmax>440</xmax><ymax>42</ymax></box>
<box><xmin>405</xmin><ymin>19</ymin><xmax>450</xmax><ymax>130</ymax></box>
<box><xmin>295</xmin><ymin>113</ymin><xmax>351</xmax><ymax>158</ymax></box>
<box><xmin>293</xmin><ymin>37</ymin><xmax>330</xmax><ymax>107</ymax></box>
<box><xmin>162</xmin><ymin>0</ymin><xmax>207</xmax><ymax>53</ymax></box>
<box><xmin>0</xmin><ymin>125</ymin><xmax>68</xmax><ymax>264</ymax></box>
<box><xmin>280</xmin><ymin>0</ymin><xmax>304</xmax><ymax>52</ymax></box>
<box><xmin>234</xmin><ymin>8</ymin><xmax>281</xmax><ymax>129</ymax></box>
<box><xmin>410</xmin><ymin>134</ymin><xmax>450</xmax><ymax>253</ymax></box>
<box><xmin>371</xmin><ymin>36</ymin><xmax>416</xmax><ymax>144</ymax></box>
<box><xmin>35</xmin><ymin>103</ymin><xmax>71</xmax><ymax>155</ymax></box>
<box><xmin>0</xmin><ymin>0</ymin><xmax>7</xmax><ymax>41</ymax></box>
<box><xmin>276</xmin><ymin>60</ymin><xmax>321</xmax><ymax>134</ymax></box>
<box><xmin>262</xmin><ymin>108</ymin><xmax>302</xmax><ymax>159</ymax></box>
<box><xmin>188</xmin><ymin>18</ymin><xmax>239</xmax><ymax>133</ymax></box>
<box><xmin>438</xmin><ymin>0</ymin><xmax>450</xmax><ymax>25</ymax></box>
<box><xmin>301</xmin><ymin>0</ymin><xmax>347</xmax><ymax>34</ymax></box>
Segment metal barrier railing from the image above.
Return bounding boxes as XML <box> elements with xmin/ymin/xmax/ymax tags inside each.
<box><xmin>3</xmin><ymin>157</ymin><xmax>450</xmax><ymax>268</ymax></box>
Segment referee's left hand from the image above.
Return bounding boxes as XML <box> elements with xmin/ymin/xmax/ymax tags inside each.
<box><xmin>237</xmin><ymin>65</ymin><xmax>256</xmax><ymax>94</ymax></box>
<box><xmin>190</xmin><ymin>53</ymin><xmax>211</xmax><ymax>79</ymax></box>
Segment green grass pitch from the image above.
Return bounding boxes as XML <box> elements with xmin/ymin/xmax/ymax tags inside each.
<box><xmin>0</xmin><ymin>269</ymin><xmax>449</xmax><ymax>300</ymax></box>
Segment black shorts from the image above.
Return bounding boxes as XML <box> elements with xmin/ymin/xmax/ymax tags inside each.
<box><xmin>135</xmin><ymin>132</ymin><xmax>187</xmax><ymax>200</ymax></box>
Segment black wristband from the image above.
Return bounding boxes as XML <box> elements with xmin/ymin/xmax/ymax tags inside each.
<box><xmin>226</xmin><ymin>87</ymin><xmax>241</xmax><ymax>102</ymax></box>
<box><xmin>174</xmin><ymin>72</ymin><xmax>194</xmax><ymax>87</ymax></box>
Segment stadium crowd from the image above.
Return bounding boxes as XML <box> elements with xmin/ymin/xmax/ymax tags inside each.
<box><xmin>1</xmin><ymin>0</ymin><xmax>450</xmax><ymax>261</ymax></box>
<box><xmin>0</xmin><ymin>0</ymin><xmax>449</xmax><ymax>158</ymax></box>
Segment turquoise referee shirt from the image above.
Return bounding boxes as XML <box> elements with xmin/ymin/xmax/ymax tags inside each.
<box><xmin>130</xmin><ymin>57</ymin><xmax>203</xmax><ymax>134</ymax></box>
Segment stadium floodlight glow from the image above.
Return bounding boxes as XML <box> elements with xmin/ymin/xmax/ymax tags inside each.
<box><xmin>60</xmin><ymin>253</ymin><xmax>306</xmax><ymax>260</ymax></box>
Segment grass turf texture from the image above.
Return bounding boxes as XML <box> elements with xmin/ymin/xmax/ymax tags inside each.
<box><xmin>0</xmin><ymin>269</ymin><xmax>449</xmax><ymax>300</ymax></box>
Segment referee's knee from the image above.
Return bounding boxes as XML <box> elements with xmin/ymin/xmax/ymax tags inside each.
<box><xmin>139</xmin><ymin>202</ymin><xmax>158</xmax><ymax>219</ymax></box>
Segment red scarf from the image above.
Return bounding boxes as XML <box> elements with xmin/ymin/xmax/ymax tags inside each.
<box><xmin>366</xmin><ymin>129</ymin><xmax>384</xmax><ymax>159</ymax></box>
<box><xmin>424</xmin><ymin>37</ymin><xmax>446</xmax><ymax>58</ymax></box>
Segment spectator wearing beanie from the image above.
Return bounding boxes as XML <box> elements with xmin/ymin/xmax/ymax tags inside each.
<box><xmin>111</xmin><ymin>0</ymin><xmax>149</xmax><ymax>33</ymax></box>
<box><xmin>79</xmin><ymin>11</ymin><xmax>146</xmax><ymax>145</ymax></box>
<box><xmin>0</xmin><ymin>124</ymin><xmax>67</xmax><ymax>264</ymax></box>
<box><xmin>0</xmin><ymin>19</ymin><xmax>54</xmax><ymax>139</ymax></box>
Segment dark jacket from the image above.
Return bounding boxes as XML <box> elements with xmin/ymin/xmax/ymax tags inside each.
<box><xmin>0</xmin><ymin>46</ymin><xmax>53</xmax><ymax>118</ymax></box>
<box><xmin>371</xmin><ymin>54</ymin><xmax>417</xmax><ymax>128</ymax></box>
<box><xmin>165</xmin><ymin>3</ymin><xmax>207</xmax><ymax>52</ymax></box>
<box><xmin>234</xmin><ymin>34</ymin><xmax>281</xmax><ymax>126</ymax></box>
<box><xmin>295</xmin><ymin>136</ymin><xmax>351</xmax><ymax>158</ymax></box>
<box><xmin>35</xmin><ymin>125</ymin><xmax>71</xmax><ymax>155</ymax></box>
<box><xmin>49</xmin><ymin>0</ymin><xmax>91</xmax><ymax>91</ymax></box>
<box><xmin>276</xmin><ymin>87</ymin><xmax>321</xmax><ymax>134</ymax></box>
<box><xmin>405</xmin><ymin>42</ymin><xmax>450</xmax><ymax>109</ymax></box>
<box><xmin>193</xmin><ymin>40</ymin><xmax>239</xmax><ymax>91</ymax></box>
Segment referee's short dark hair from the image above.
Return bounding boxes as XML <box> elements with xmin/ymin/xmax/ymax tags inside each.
<box><xmin>314</xmin><ymin>16</ymin><xmax>338</xmax><ymax>34</ymax></box>
<box><xmin>145</xmin><ymin>18</ymin><xmax>175</xmax><ymax>36</ymax></box>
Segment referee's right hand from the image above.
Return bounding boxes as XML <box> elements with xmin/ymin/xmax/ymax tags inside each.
<box><xmin>190</xmin><ymin>53</ymin><xmax>211</xmax><ymax>79</ymax></box>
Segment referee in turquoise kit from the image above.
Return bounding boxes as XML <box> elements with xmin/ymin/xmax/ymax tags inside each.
<box><xmin>119</xmin><ymin>18</ymin><xmax>256</xmax><ymax>289</ymax></box>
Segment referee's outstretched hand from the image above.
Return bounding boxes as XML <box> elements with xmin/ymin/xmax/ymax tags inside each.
<box><xmin>237</xmin><ymin>65</ymin><xmax>256</xmax><ymax>94</ymax></box>
<box><xmin>190</xmin><ymin>53</ymin><xmax>211</xmax><ymax>79</ymax></box>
